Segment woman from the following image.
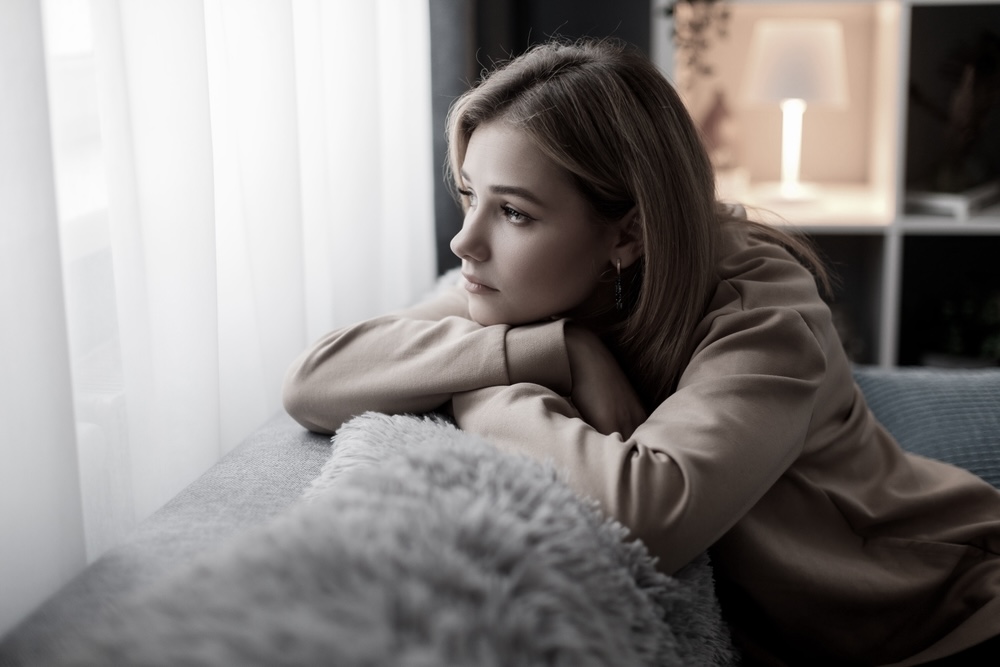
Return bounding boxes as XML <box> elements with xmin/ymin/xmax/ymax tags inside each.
<box><xmin>283</xmin><ymin>39</ymin><xmax>1000</xmax><ymax>665</ymax></box>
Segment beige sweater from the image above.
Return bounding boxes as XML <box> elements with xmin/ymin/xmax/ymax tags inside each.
<box><xmin>283</xmin><ymin>222</ymin><xmax>1000</xmax><ymax>665</ymax></box>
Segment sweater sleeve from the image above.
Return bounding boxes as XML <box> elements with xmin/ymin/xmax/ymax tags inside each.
<box><xmin>282</xmin><ymin>286</ymin><xmax>572</xmax><ymax>434</ymax></box>
<box><xmin>450</xmin><ymin>304</ymin><xmax>827</xmax><ymax>574</ymax></box>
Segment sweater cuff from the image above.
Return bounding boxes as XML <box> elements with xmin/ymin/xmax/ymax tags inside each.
<box><xmin>504</xmin><ymin>320</ymin><xmax>572</xmax><ymax>396</ymax></box>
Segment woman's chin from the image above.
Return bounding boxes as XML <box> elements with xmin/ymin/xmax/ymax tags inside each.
<box><xmin>467</xmin><ymin>305</ymin><xmax>504</xmax><ymax>327</ymax></box>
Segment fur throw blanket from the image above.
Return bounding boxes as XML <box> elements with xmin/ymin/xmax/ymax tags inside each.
<box><xmin>54</xmin><ymin>413</ymin><xmax>737</xmax><ymax>666</ymax></box>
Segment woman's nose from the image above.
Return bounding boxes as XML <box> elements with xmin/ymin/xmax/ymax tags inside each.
<box><xmin>450</xmin><ymin>211</ymin><xmax>489</xmax><ymax>262</ymax></box>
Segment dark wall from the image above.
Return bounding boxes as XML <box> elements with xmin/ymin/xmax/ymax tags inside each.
<box><xmin>510</xmin><ymin>0</ymin><xmax>648</xmax><ymax>55</ymax></box>
<box><xmin>428</xmin><ymin>0</ymin><xmax>477</xmax><ymax>275</ymax></box>
<box><xmin>430</xmin><ymin>0</ymin><xmax>651</xmax><ymax>274</ymax></box>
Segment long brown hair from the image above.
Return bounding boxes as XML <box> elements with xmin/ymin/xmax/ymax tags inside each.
<box><xmin>446</xmin><ymin>38</ymin><xmax>825</xmax><ymax>407</ymax></box>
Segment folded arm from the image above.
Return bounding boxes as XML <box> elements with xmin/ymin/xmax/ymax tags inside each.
<box><xmin>451</xmin><ymin>306</ymin><xmax>827</xmax><ymax>573</ymax></box>
<box><xmin>281</xmin><ymin>286</ymin><xmax>572</xmax><ymax>433</ymax></box>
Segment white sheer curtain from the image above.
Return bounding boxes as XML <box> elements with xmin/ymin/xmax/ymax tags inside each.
<box><xmin>1</xmin><ymin>0</ymin><xmax>435</xmax><ymax>636</ymax></box>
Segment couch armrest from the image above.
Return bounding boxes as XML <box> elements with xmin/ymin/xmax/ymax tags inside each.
<box><xmin>0</xmin><ymin>413</ymin><xmax>328</xmax><ymax>666</ymax></box>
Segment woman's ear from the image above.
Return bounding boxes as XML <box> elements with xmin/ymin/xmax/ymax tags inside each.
<box><xmin>612</xmin><ymin>208</ymin><xmax>644</xmax><ymax>269</ymax></box>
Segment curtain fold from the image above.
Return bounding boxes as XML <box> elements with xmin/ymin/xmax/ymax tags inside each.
<box><xmin>111</xmin><ymin>0</ymin><xmax>223</xmax><ymax>523</ymax></box>
<box><xmin>0</xmin><ymin>0</ymin><xmax>88</xmax><ymax>639</ymax></box>
<box><xmin>1</xmin><ymin>0</ymin><xmax>435</xmax><ymax>636</ymax></box>
<box><xmin>206</xmin><ymin>0</ymin><xmax>307</xmax><ymax>454</ymax></box>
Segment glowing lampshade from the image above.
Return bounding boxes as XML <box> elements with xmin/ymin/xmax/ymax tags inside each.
<box><xmin>743</xmin><ymin>19</ymin><xmax>848</xmax><ymax>199</ymax></box>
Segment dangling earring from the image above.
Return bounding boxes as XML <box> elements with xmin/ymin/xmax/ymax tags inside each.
<box><xmin>614</xmin><ymin>258</ymin><xmax>623</xmax><ymax>311</ymax></box>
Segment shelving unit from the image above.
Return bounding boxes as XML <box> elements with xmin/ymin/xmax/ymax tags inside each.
<box><xmin>653</xmin><ymin>0</ymin><xmax>1000</xmax><ymax>367</ymax></box>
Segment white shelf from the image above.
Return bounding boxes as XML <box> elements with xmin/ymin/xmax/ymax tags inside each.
<box><xmin>898</xmin><ymin>203</ymin><xmax>1000</xmax><ymax>233</ymax></box>
<box><xmin>898</xmin><ymin>220</ymin><xmax>1000</xmax><ymax>235</ymax></box>
<box><xmin>735</xmin><ymin>183</ymin><xmax>893</xmax><ymax>229</ymax></box>
<box><xmin>664</xmin><ymin>0</ymin><xmax>1000</xmax><ymax>368</ymax></box>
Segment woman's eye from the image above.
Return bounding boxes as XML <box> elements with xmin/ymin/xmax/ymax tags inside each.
<box><xmin>458</xmin><ymin>188</ymin><xmax>477</xmax><ymax>207</ymax></box>
<box><xmin>502</xmin><ymin>205</ymin><xmax>530</xmax><ymax>225</ymax></box>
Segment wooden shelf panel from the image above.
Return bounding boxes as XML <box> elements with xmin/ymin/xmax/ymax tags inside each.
<box><xmin>738</xmin><ymin>184</ymin><xmax>893</xmax><ymax>230</ymax></box>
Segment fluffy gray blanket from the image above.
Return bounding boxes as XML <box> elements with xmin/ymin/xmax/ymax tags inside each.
<box><xmin>55</xmin><ymin>413</ymin><xmax>736</xmax><ymax>666</ymax></box>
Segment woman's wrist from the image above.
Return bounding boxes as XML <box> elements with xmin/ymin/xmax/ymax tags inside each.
<box><xmin>504</xmin><ymin>320</ymin><xmax>573</xmax><ymax>395</ymax></box>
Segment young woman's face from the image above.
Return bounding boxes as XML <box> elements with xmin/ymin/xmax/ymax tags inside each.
<box><xmin>450</xmin><ymin>122</ymin><xmax>616</xmax><ymax>327</ymax></box>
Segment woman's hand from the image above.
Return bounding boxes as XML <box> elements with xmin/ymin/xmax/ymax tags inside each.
<box><xmin>565</xmin><ymin>324</ymin><xmax>647</xmax><ymax>438</ymax></box>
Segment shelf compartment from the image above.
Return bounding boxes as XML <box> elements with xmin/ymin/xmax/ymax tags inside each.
<box><xmin>807</xmin><ymin>233</ymin><xmax>885</xmax><ymax>364</ymax></box>
<box><xmin>664</xmin><ymin>1</ymin><xmax>901</xmax><ymax>225</ymax></box>
<box><xmin>902</xmin><ymin>2</ymin><xmax>1000</xmax><ymax>221</ymax></box>
<box><xmin>898</xmin><ymin>234</ymin><xmax>1000</xmax><ymax>367</ymax></box>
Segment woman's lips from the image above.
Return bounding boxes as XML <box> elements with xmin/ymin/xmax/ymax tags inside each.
<box><xmin>462</xmin><ymin>273</ymin><xmax>498</xmax><ymax>293</ymax></box>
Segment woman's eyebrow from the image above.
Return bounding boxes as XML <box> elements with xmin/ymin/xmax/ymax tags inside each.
<box><xmin>489</xmin><ymin>184</ymin><xmax>545</xmax><ymax>207</ymax></box>
<box><xmin>460</xmin><ymin>170</ymin><xmax>545</xmax><ymax>207</ymax></box>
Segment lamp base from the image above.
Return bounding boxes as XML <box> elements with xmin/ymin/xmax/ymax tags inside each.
<box><xmin>751</xmin><ymin>181</ymin><xmax>821</xmax><ymax>203</ymax></box>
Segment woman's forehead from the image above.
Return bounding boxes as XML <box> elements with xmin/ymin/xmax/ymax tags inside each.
<box><xmin>462</xmin><ymin>123</ymin><xmax>573</xmax><ymax>189</ymax></box>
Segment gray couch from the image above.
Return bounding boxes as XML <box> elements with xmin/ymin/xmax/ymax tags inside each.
<box><xmin>1</xmin><ymin>365</ymin><xmax>998</xmax><ymax>665</ymax></box>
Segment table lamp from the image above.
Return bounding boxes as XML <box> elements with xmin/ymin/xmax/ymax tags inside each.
<box><xmin>743</xmin><ymin>19</ymin><xmax>848</xmax><ymax>200</ymax></box>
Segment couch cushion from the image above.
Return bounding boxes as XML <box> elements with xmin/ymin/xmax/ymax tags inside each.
<box><xmin>853</xmin><ymin>366</ymin><xmax>1000</xmax><ymax>489</ymax></box>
